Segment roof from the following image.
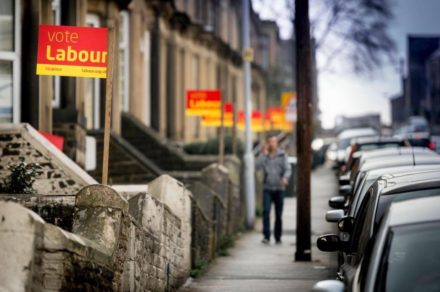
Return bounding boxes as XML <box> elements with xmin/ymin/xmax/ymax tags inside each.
<box><xmin>360</xmin><ymin>147</ymin><xmax>436</xmax><ymax>161</ymax></box>
<box><xmin>360</xmin><ymin>153</ymin><xmax>440</xmax><ymax>172</ymax></box>
<box><xmin>387</xmin><ymin>196</ymin><xmax>440</xmax><ymax>226</ymax></box>
<box><xmin>367</xmin><ymin>164</ymin><xmax>440</xmax><ymax>180</ymax></box>
<box><xmin>379</xmin><ymin>169</ymin><xmax>440</xmax><ymax>195</ymax></box>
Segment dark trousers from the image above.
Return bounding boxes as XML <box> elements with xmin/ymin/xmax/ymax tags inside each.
<box><xmin>263</xmin><ymin>189</ymin><xmax>284</xmax><ymax>241</ymax></box>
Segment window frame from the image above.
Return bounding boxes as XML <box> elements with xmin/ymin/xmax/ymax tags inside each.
<box><xmin>0</xmin><ymin>0</ymin><xmax>21</xmax><ymax>123</ymax></box>
<box><xmin>51</xmin><ymin>0</ymin><xmax>61</xmax><ymax>108</ymax></box>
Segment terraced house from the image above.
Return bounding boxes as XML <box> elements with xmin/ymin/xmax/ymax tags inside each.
<box><xmin>1</xmin><ymin>0</ymin><xmax>284</xmax><ymax>183</ymax></box>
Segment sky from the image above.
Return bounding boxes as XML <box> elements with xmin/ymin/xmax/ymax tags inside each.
<box><xmin>253</xmin><ymin>0</ymin><xmax>440</xmax><ymax>129</ymax></box>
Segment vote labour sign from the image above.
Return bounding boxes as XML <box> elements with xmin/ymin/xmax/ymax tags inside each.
<box><xmin>36</xmin><ymin>25</ymin><xmax>108</xmax><ymax>78</ymax></box>
<box><xmin>186</xmin><ymin>90</ymin><xmax>221</xmax><ymax>116</ymax></box>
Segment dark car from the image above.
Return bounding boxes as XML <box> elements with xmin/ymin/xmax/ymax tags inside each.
<box><xmin>343</xmin><ymin>136</ymin><xmax>409</xmax><ymax>173</ymax></box>
<box><xmin>318</xmin><ymin>170</ymin><xmax>440</xmax><ymax>283</ymax></box>
<box><xmin>328</xmin><ymin>164</ymin><xmax>440</xmax><ymax>218</ymax></box>
<box><xmin>313</xmin><ymin>195</ymin><xmax>440</xmax><ymax>292</ymax></box>
<box><xmin>351</xmin><ymin>150</ymin><xmax>440</xmax><ymax>193</ymax></box>
<box><xmin>339</xmin><ymin>147</ymin><xmax>436</xmax><ymax>187</ymax></box>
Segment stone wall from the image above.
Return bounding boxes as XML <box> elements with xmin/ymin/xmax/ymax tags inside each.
<box><xmin>0</xmin><ymin>125</ymin><xmax>247</xmax><ymax>291</ymax></box>
<box><xmin>0</xmin><ymin>194</ymin><xmax>75</xmax><ymax>231</ymax></box>
<box><xmin>0</xmin><ymin>124</ymin><xmax>96</xmax><ymax>195</ymax></box>
<box><xmin>125</xmin><ymin>192</ymin><xmax>185</xmax><ymax>291</ymax></box>
<box><xmin>147</xmin><ymin>175</ymin><xmax>192</xmax><ymax>277</ymax></box>
<box><xmin>0</xmin><ymin>183</ymin><xmax>189</xmax><ymax>292</ymax></box>
<box><xmin>224</xmin><ymin>156</ymin><xmax>245</xmax><ymax>234</ymax></box>
<box><xmin>0</xmin><ymin>190</ymin><xmax>124</xmax><ymax>291</ymax></box>
<box><xmin>188</xmin><ymin>182</ymin><xmax>216</xmax><ymax>266</ymax></box>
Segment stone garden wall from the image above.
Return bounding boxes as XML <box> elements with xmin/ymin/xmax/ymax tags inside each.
<box><xmin>0</xmin><ymin>124</ymin><xmax>246</xmax><ymax>291</ymax></box>
<box><xmin>0</xmin><ymin>124</ymin><xmax>96</xmax><ymax>195</ymax></box>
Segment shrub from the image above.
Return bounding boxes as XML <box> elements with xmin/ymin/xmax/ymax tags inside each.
<box><xmin>0</xmin><ymin>160</ymin><xmax>41</xmax><ymax>194</ymax></box>
<box><xmin>183</xmin><ymin>135</ymin><xmax>244</xmax><ymax>156</ymax></box>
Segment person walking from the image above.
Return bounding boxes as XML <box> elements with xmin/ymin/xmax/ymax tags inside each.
<box><xmin>256</xmin><ymin>135</ymin><xmax>292</xmax><ymax>244</ymax></box>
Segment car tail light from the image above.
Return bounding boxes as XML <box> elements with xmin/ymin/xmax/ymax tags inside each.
<box><xmin>429</xmin><ymin>141</ymin><xmax>436</xmax><ymax>151</ymax></box>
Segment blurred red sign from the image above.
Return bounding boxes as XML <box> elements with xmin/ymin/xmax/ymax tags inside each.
<box><xmin>186</xmin><ymin>90</ymin><xmax>221</xmax><ymax>116</ymax></box>
<box><xmin>39</xmin><ymin>131</ymin><xmax>64</xmax><ymax>151</ymax></box>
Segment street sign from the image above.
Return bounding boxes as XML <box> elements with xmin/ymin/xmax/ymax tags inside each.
<box><xmin>243</xmin><ymin>48</ymin><xmax>254</xmax><ymax>62</ymax></box>
<box><xmin>186</xmin><ymin>90</ymin><xmax>221</xmax><ymax>116</ymax></box>
<box><xmin>281</xmin><ymin>91</ymin><xmax>297</xmax><ymax>122</ymax></box>
<box><xmin>36</xmin><ymin>24</ymin><xmax>114</xmax><ymax>185</ymax></box>
<box><xmin>238</xmin><ymin>111</ymin><xmax>265</xmax><ymax>132</ymax></box>
<box><xmin>201</xmin><ymin>103</ymin><xmax>234</xmax><ymax>127</ymax></box>
<box><xmin>36</xmin><ymin>25</ymin><xmax>108</xmax><ymax>78</ymax></box>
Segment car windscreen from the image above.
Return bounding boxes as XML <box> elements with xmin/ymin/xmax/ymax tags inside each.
<box><xmin>376</xmin><ymin>221</ymin><xmax>440</xmax><ymax>292</ymax></box>
<box><xmin>408</xmin><ymin>138</ymin><xmax>430</xmax><ymax>147</ymax></box>
<box><xmin>358</xmin><ymin>143</ymin><xmax>401</xmax><ymax>152</ymax></box>
<box><xmin>338</xmin><ymin>138</ymin><xmax>351</xmax><ymax>150</ymax></box>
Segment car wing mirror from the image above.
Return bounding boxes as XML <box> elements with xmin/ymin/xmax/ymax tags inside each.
<box><xmin>339</xmin><ymin>185</ymin><xmax>352</xmax><ymax>196</ymax></box>
<box><xmin>325</xmin><ymin>209</ymin><xmax>344</xmax><ymax>223</ymax></box>
<box><xmin>339</xmin><ymin>174</ymin><xmax>350</xmax><ymax>186</ymax></box>
<box><xmin>312</xmin><ymin>280</ymin><xmax>345</xmax><ymax>292</ymax></box>
<box><xmin>317</xmin><ymin>234</ymin><xmax>342</xmax><ymax>252</ymax></box>
<box><xmin>329</xmin><ymin>196</ymin><xmax>345</xmax><ymax>209</ymax></box>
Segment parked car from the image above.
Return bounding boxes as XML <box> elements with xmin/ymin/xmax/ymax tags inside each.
<box><xmin>351</xmin><ymin>150</ymin><xmax>440</xmax><ymax>191</ymax></box>
<box><xmin>313</xmin><ymin>195</ymin><xmax>440</xmax><ymax>292</ymax></box>
<box><xmin>334</xmin><ymin>128</ymin><xmax>378</xmax><ymax>169</ymax></box>
<box><xmin>318</xmin><ymin>170</ymin><xmax>440</xmax><ymax>284</ymax></box>
<box><xmin>343</xmin><ymin>136</ymin><xmax>409</xmax><ymax>173</ymax></box>
<box><xmin>339</xmin><ymin>147</ymin><xmax>435</xmax><ymax>187</ymax></box>
<box><xmin>328</xmin><ymin>164</ymin><xmax>440</xmax><ymax>220</ymax></box>
<box><xmin>394</xmin><ymin>116</ymin><xmax>436</xmax><ymax>150</ymax></box>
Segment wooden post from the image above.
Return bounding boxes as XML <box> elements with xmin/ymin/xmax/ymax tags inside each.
<box><xmin>102</xmin><ymin>26</ymin><xmax>115</xmax><ymax>185</ymax></box>
<box><xmin>232</xmin><ymin>103</ymin><xmax>238</xmax><ymax>155</ymax></box>
<box><xmin>294</xmin><ymin>0</ymin><xmax>312</xmax><ymax>261</ymax></box>
<box><xmin>219</xmin><ymin>93</ymin><xmax>225</xmax><ymax>165</ymax></box>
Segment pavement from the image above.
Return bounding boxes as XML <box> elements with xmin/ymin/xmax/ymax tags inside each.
<box><xmin>183</xmin><ymin>165</ymin><xmax>338</xmax><ymax>292</ymax></box>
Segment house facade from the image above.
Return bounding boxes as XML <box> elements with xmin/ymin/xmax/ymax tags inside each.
<box><xmin>1</xmin><ymin>0</ymin><xmax>283</xmax><ymax>171</ymax></box>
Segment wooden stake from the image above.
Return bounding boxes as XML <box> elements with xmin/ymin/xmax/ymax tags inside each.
<box><xmin>232</xmin><ymin>102</ymin><xmax>237</xmax><ymax>156</ymax></box>
<box><xmin>102</xmin><ymin>25</ymin><xmax>115</xmax><ymax>185</ymax></box>
<box><xmin>219</xmin><ymin>93</ymin><xmax>225</xmax><ymax>165</ymax></box>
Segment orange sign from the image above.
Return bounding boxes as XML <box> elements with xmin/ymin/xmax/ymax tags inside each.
<box><xmin>201</xmin><ymin>103</ymin><xmax>234</xmax><ymax>127</ymax></box>
<box><xmin>281</xmin><ymin>91</ymin><xmax>297</xmax><ymax>122</ymax></box>
<box><xmin>237</xmin><ymin>111</ymin><xmax>265</xmax><ymax>132</ymax></box>
<box><xmin>186</xmin><ymin>90</ymin><xmax>221</xmax><ymax>116</ymax></box>
<box><xmin>36</xmin><ymin>25</ymin><xmax>108</xmax><ymax>78</ymax></box>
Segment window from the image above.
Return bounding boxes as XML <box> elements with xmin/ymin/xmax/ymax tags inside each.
<box><xmin>119</xmin><ymin>11</ymin><xmax>129</xmax><ymax>112</ymax></box>
<box><xmin>142</xmin><ymin>30</ymin><xmax>151</xmax><ymax>126</ymax></box>
<box><xmin>85</xmin><ymin>14</ymin><xmax>101</xmax><ymax>130</ymax></box>
<box><xmin>0</xmin><ymin>0</ymin><xmax>20</xmax><ymax>123</ymax></box>
<box><xmin>376</xmin><ymin>222</ymin><xmax>440</xmax><ymax>292</ymax></box>
<box><xmin>192</xmin><ymin>54</ymin><xmax>200</xmax><ymax>138</ymax></box>
<box><xmin>51</xmin><ymin>0</ymin><xmax>61</xmax><ymax>108</ymax></box>
<box><xmin>0</xmin><ymin>61</ymin><xmax>13</xmax><ymax>122</ymax></box>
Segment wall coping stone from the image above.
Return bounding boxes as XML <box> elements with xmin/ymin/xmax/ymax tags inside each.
<box><xmin>75</xmin><ymin>184</ymin><xmax>129</xmax><ymax>214</ymax></box>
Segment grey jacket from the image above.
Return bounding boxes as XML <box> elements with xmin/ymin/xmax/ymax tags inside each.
<box><xmin>256</xmin><ymin>149</ymin><xmax>292</xmax><ymax>191</ymax></box>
